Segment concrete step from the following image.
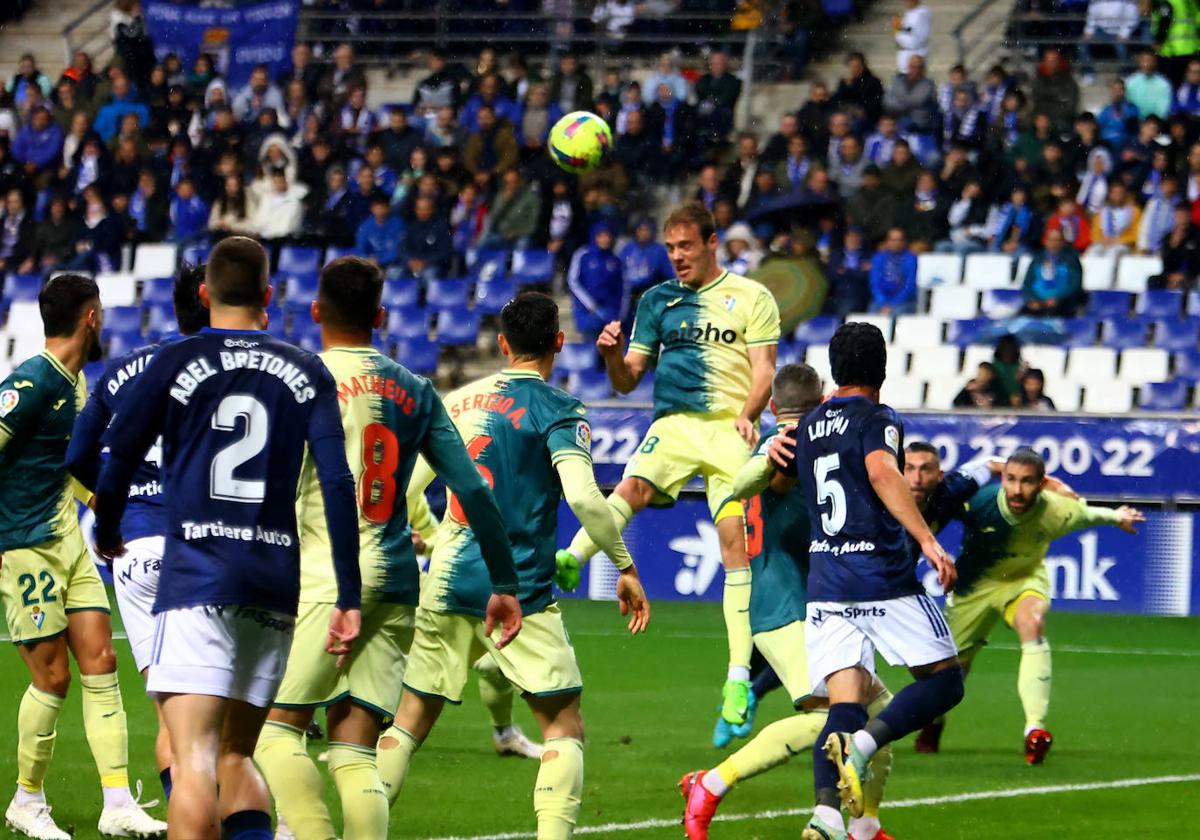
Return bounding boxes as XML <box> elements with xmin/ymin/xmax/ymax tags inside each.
<box><xmin>0</xmin><ymin>0</ymin><xmax>103</xmax><ymax>78</ymax></box>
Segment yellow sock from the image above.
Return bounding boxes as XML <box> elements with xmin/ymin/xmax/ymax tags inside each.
<box><xmin>722</xmin><ymin>711</ymin><xmax>827</xmax><ymax>785</ymax></box>
<box><xmin>533</xmin><ymin>737</ymin><xmax>583</xmax><ymax>840</ymax></box>
<box><xmin>17</xmin><ymin>685</ymin><xmax>63</xmax><ymax>793</ymax></box>
<box><xmin>376</xmin><ymin>724</ymin><xmax>421</xmax><ymax>807</ymax></box>
<box><xmin>254</xmin><ymin>721</ymin><xmax>336</xmax><ymax>840</ymax></box>
<box><xmin>79</xmin><ymin>673</ymin><xmax>128</xmax><ymax>790</ymax></box>
<box><xmin>722</xmin><ymin>567</ymin><xmax>753</xmax><ymax>671</ymax></box>
<box><xmin>1018</xmin><ymin>639</ymin><xmax>1052</xmax><ymax>731</ymax></box>
<box><xmin>474</xmin><ymin>655</ymin><xmax>514</xmax><ymax>728</ymax></box>
<box><xmin>327</xmin><ymin>743</ymin><xmax>388</xmax><ymax>840</ymax></box>
<box><xmin>566</xmin><ymin>494</ymin><xmax>633</xmax><ymax>563</ymax></box>
<box><xmin>863</xmin><ymin>687</ymin><xmax>895</xmax><ymax>819</ymax></box>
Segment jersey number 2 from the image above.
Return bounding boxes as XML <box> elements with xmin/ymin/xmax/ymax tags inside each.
<box><xmin>209</xmin><ymin>395</ymin><xmax>269</xmax><ymax>503</ymax></box>
<box><xmin>814</xmin><ymin>453</ymin><xmax>846</xmax><ymax>536</ymax></box>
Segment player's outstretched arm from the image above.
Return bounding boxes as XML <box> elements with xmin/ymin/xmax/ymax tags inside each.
<box><xmin>866</xmin><ymin>449</ymin><xmax>958</xmax><ymax>591</ymax></box>
<box><xmin>596</xmin><ymin>320</ymin><xmax>649</xmax><ymax>394</ymax></box>
<box><xmin>735</xmin><ymin>344</ymin><xmax>777</xmax><ymax>447</ymax></box>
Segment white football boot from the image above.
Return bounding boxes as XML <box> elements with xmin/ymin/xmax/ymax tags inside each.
<box><xmin>5</xmin><ymin>796</ymin><xmax>71</xmax><ymax>840</ymax></box>
<box><xmin>493</xmin><ymin>725</ymin><xmax>545</xmax><ymax>759</ymax></box>
<box><xmin>97</xmin><ymin>782</ymin><xmax>167</xmax><ymax>837</ymax></box>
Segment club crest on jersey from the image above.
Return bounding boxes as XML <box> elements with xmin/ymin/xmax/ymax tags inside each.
<box><xmin>721</xmin><ymin>295</ymin><xmax>736</xmax><ymax>311</ymax></box>
<box><xmin>30</xmin><ymin>606</ymin><xmax>44</xmax><ymax>631</ymax></box>
<box><xmin>0</xmin><ymin>389</ymin><xmax>18</xmax><ymax>417</ymax></box>
<box><xmin>884</xmin><ymin>425</ymin><xmax>900</xmax><ymax>453</ymax></box>
<box><xmin>575</xmin><ymin>422</ymin><xmax>592</xmax><ymax>451</ymax></box>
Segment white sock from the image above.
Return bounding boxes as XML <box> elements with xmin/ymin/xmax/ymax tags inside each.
<box><xmin>727</xmin><ymin>666</ymin><xmax>750</xmax><ymax>681</ymax></box>
<box><xmin>13</xmin><ymin>786</ymin><xmax>45</xmax><ymax>807</ymax></box>
<box><xmin>849</xmin><ymin>815</ymin><xmax>881</xmax><ymax>839</ymax></box>
<box><xmin>1023</xmin><ymin>723</ymin><xmax>1039</xmax><ymax>737</ymax></box>
<box><xmin>700</xmin><ymin>768</ymin><xmax>728</xmax><ymax>797</ymax></box>
<box><xmin>814</xmin><ymin>804</ymin><xmax>845</xmax><ymax>831</ymax></box>
<box><xmin>101</xmin><ymin>785</ymin><xmax>134</xmax><ymax>809</ymax></box>
<box><xmin>852</xmin><ymin>730</ymin><xmax>878</xmax><ymax>759</ymax></box>
<box><xmin>494</xmin><ymin>724</ymin><xmax>517</xmax><ymax>740</ymax></box>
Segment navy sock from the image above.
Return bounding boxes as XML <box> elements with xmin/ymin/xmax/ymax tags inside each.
<box><xmin>221</xmin><ymin>810</ymin><xmax>273</xmax><ymax>840</ymax></box>
<box><xmin>159</xmin><ymin>767</ymin><xmax>172</xmax><ymax>800</ymax></box>
<box><xmin>751</xmin><ymin>664</ymin><xmax>782</xmax><ymax>700</ymax></box>
<box><xmin>868</xmin><ymin>665</ymin><xmax>965</xmax><ymax>749</ymax></box>
<box><xmin>813</xmin><ymin>702</ymin><xmax>868</xmax><ymax>806</ymax></box>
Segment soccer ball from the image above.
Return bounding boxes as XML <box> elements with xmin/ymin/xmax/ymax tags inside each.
<box><xmin>548</xmin><ymin>111</ymin><xmax>612</xmax><ymax>174</ymax></box>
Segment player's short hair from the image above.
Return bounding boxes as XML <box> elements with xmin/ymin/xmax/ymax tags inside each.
<box><xmin>205</xmin><ymin>236</ymin><xmax>268</xmax><ymax>308</ymax></box>
<box><xmin>39</xmin><ymin>273</ymin><xmax>99</xmax><ymax>338</ymax></box>
<box><xmin>906</xmin><ymin>440</ymin><xmax>939</xmax><ymax>459</ymax></box>
<box><xmin>773</xmin><ymin>363</ymin><xmax>823</xmax><ymax>414</ymax></box>
<box><xmin>829</xmin><ymin>322</ymin><xmax>887</xmax><ymax>389</ymax></box>
<box><xmin>319</xmin><ymin>256</ymin><xmax>383</xmax><ymax>332</ymax></box>
<box><xmin>174</xmin><ymin>262</ymin><xmax>209</xmax><ymax>335</ymax></box>
<box><xmin>499</xmin><ymin>291</ymin><xmax>559</xmax><ymax>359</ymax></box>
<box><xmin>1006</xmin><ymin>447</ymin><xmax>1046</xmax><ymax>481</ymax></box>
<box><xmin>663</xmin><ymin>202</ymin><xmax>716</xmax><ymax>243</ymax></box>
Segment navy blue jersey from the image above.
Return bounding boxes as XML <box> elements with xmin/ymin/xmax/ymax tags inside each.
<box><xmin>94</xmin><ymin>328</ymin><xmax>361</xmax><ymax>615</ymax></box>
<box><xmin>906</xmin><ymin>461</ymin><xmax>990</xmax><ymax>562</ymax></box>
<box><xmin>796</xmin><ymin>396</ymin><xmax>920</xmax><ymax>602</ymax></box>
<box><xmin>67</xmin><ymin>340</ymin><xmax>174</xmax><ymax>542</ymax></box>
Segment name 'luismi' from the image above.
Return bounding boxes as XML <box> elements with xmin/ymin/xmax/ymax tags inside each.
<box><xmin>808</xmin><ymin>415</ymin><xmax>850</xmax><ymax>440</ymax></box>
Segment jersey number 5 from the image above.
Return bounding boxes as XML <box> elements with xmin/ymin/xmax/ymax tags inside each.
<box><xmin>209</xmin><ymin>395</ymin><xmax>269</xmax><ymax>503</ymax></box>
<box><xmin>448</xmin><ymin>435</ymin><xmax>494</xmax><ymax>525</ymax></box>
<box><xmin>814</xmin><ymin>453</ymin><xmax>846</xmax><ymax>536</ymax></box>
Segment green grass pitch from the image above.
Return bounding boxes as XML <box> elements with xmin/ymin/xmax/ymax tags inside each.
<box><xmin>3</xmin><ymin>597</ymin><xmax>1197</xmax><ymax>838</ymax></box>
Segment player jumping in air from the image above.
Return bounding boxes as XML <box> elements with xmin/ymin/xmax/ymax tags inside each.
<box><xmin>556</xmin><ymin>202</ymin><xmax>779</xmax><ymax>732</ymax></box>
<box><xmin>93</xmin><ymin>237</ymin><xmax>363</xmax><ymax>840</ymax></box>
<box><xmin>917</xmin><ymin>448</ymin><xmax>1143</xmax><ymax>764</ymax></box>
<box><xmin>378</xmin><ymin>292</ymin><xmax>650</xmax><ymax>840</ymax></box>
<box><xmin>680</xmin><ymin>364</ymin><xmax>895</xmax><ymax>840</ymax></box>
<box><xmin>66</xmin><ymin>263</ymin><xmax>211</xmax><ymax>806</ymax></box>
<box><xmin>254</xmin><ymin>256</ymin><xmax>521</xmax><ymax>840</ymax></box>
<box><xmin>770</xmin><ymin>322</ymin><xmax>965</xmax><ymax>840</ymax></box>
<box><xmin>0</xmin><ymin>274</ymin><xmax>166</xmax><ymax>840</ymax></box>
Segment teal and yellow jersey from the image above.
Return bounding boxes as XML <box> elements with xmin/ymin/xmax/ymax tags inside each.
<box><xmin>0</xmin><ymin>352</ymin><xmax>87</xmax><ymax>552</ymax></box>
<box><xmin>956</xmin><ymin>484</ymin><xmax>1123</xmax><ymax>596</ymax></box>
<box><xmin>629</xmin><ymin>271</ymin><xmax>780</xmax><ymax>420</ymax></box>
<box><xmin>741</xmin><ymin>424</ymin><xmax>809</xmax><ymax>635</ymax></box>
<box><xmin>425</xmin><ymin>369</ymin><xmax>592</xmax><ymax>618</ymax></box>
<box><xmin>296</xmin><ymin>347</ymin><xmax>445</xmax><ymax>605</ymax></box>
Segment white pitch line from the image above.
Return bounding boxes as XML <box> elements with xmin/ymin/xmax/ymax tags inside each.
<box><xmin>424</xmin><ymin>773</ymin><xmax>1200</xmax><ymax>840</ymax></box>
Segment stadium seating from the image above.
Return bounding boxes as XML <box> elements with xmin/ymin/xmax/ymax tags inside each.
<box><xmin>1101</xmin><ymin>318</ymin><xmax>1149</xmax><ymax>350</ymax></box>
<box><xmin>1021</xmin><ymin>345</ymin><xmax>1067</xmax><ymax>380</ymax></box>
<box><xmin>1174</xmin><ymin>348</ymin><xmax>1200</xmax><ymax>384</ymax></box>
<box><xmin>916</xmin><ymin>253</ymin><xmax>963</xmax><ymax>288</ymax></box>
<box><xmin>963</xmin><ymin>253</ymin><xmax>1015</xmax><ymax>289</ymax></box>
<box><xmin>511</xmin><ymin>249</ymin><xmax>555</xmax><ymax>286</ymax></box>
<box><xmin>474</xmin><ymin>276</ymin><xmax>516</xmax><ymax>315</ymax></box>
<box><xmin>395</xmin><ymin>337</ymin><xmax>439</xmax><ymax>373</ymax></box>
<box><xmin>1086</xmin><ymin>291</ymin><xmax>1131</xmax><ymax>319</ymax></box>
<box><xmin>382</xmin><ymin>278</ymin><xmax>420</xmax><ymax>308</ymax></box>
<box><xmin>1118</xmin><ymin>348</ymin><xmax>1170</xmax><ymax>383</ymax></box>
<box><xmin>893</xmin><ymin>315</ymin><xmax>944</xmax><ymax>349</ymax></box>
<box><xmin>559</xmin><ymin>341</ymin><xmax>597</xmax><ymax>374</ymax></box>
<box><xmin>388</xmin><ymin>306</ymin><xmax>430</xmax><ymax>340</ymax></box>
<box><xmin>946</xmin><ymin>318</ymin><xmax>989</xmax><ymax>347</ymax></box>
<box><xmin>568</xmin><ymin>370</ymin><xmax>611</xmax><ymax>401</ymax></box>
<box><xmin>1043</xmin><ymin>380</ymin><xmax>1082</xmax><ymax>411</ymax></box>
<box><xmin>804</xmin><ymin>345</ymin><xmax>832</xmax><ymax>383</ymax></box>
<box><xmin>181</xmin><ymin>242</ymin><xmax>210</xmax><ymax>266</ymax></box>
<box><xmin>141</xmin><ymin>276</ymin><xmax>174</xmax><ymax>304</ymax></box>
<box><xmin>1080</xmin><ymin>254</ymin><xmax>1116</xmax><ymax>291</ymax></box>
<box><xmin>3</xmin><ymin>273</ymin><xmax>41</xmax><ymax>302</ymax></box>
<box><xmin>95</xmin><ymin>273</ymin><xmax>138</xmax><ymax>307</ymax></box>
<box><xmin>1065</xmin><ymin>347</ymin><xmax>1118</xmax><ymax>382</ymax></box>
<box><xmin>436</xmin><ymin>307</ymin><xmax>481</xmax><ymax>345</ymax></box>
<box><xmin>981</xmin><ymin>288</ymin><xmax>1023</xmax><ymax>319</ymax></box>
<box><xmin>278</xmin><ymin>246</ymin><xmax>322</xmax><ymax>277</ymax></box>
<box><xmin>885</xmin><ymin>377</ymin><xmax>926</xmax><ymax>410</ymax></box>
<box><xmin>324</xmin><ymin>246</ymin><xmax>354</xmax><ymax>264</ymax></box>
<box><xmin>910</xmin><ymin>345</ymin><xmax>961</xmax><ymax>380</ymax></box>
<box><xmin>793</xmin><ymin>314</ymin><xmax>839</xmax><ymax>345</ymax></box>
<box><xmin>1137</xmin><ymin>289</ymin><xmax>1184</xmax><ymax>318</ymax></box>
<box><xmin>1114</xmin><ymin>255</ymin><xmax>1161</xmax><ymax>292</ymax></box>
<box><xmin>426</xmin><ymin>278</ymin><xmax>470</xmax><ymax>310</ymax></box>
<box><xmin>1082</xmin><ymin>382</ymin><xmax>1133</xmax><ymax>413</ymax></box>
<box><xmin>1062</xmin><ymin>317</ymin><xmax>1099</xmax><ymax>347</ymax></box>
<box><xmin>1156</xmin><ymin>318</ymin><xmax>1200</xmax><ymax>351</ymax></box>
<box><xmin>923</xmin><ymin>377</ymin><xmax>961</xmax><ymax>409</ymax></box>
<box><xmin>105</xmin><ymin>330</ymin><xmax>144</xmax><ymax>358</ymax></box>
<box><xmin>132</xmin><ymin>244</ymin><xmax>178</xmax><ymax>280</ymax></box>
<box><xmin>1138</xmin><ymin>380</ymin><xmax>1188</xmax><ymax>411</ymax></box>
<box><xmin>469</xmin><ymin>249</ymin><xmax>509</xmax><ymax>282</ymax></box>
<box><xmin>776</xmin><ymin>339</ymin><xmax>803</xmax><ymax>365</ymax></box>
<box><xmin>929</xmin><ymin>286</ymin><xmax>980</xmax><ymax>320</ymax></box>
<box><xmin>103</xmin><ymin>306</ymin><xmax>143</xmax><ymax>335</ymax></box>
<box><xmin>145</xmin><ymin>302</ymin><xmax>177</xmax><ymax>335</ymax></box>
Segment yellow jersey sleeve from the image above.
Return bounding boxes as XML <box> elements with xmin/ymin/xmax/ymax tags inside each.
<box><xmin>745</xmin><ymin>284</ymin><xmax>781</xmax><ymax>346</ymax></box>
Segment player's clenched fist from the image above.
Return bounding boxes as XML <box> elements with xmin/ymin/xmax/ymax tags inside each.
<box><xmin>921</xmin><ymin>536</ymin><xmax>957</xmax><ymax>592</ymax></box>
<box><xmin>596</xmin><ymin>321</ymin><xmax>625</xmax><ymax>358</ymax></box>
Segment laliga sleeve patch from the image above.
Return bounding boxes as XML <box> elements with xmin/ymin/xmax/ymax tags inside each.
<box><xmin>884</xmin><ymin>425</ymin><xmax>900</xmax><ymax>453</ymax></box>
<box><xmin>575</xmin><ymin>421</ymin><xmax>592</xmax><ymax>451</ymax></box>
<box><xmin>0</xmin><ymin>389</ymin><xmax>18</xmax><ymax>418</ymax></box>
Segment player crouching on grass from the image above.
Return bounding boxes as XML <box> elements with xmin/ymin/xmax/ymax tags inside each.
<box><xmin>0</xmin><ymin>273</ymin><xmax>166</xmax><ymax>840</ymax></box>
<box><xmin>680</xmin><ymin>364</ymin><xmax>895</xmax><ymax>840</ymax></box>
<box><xmin>917</xmin><ymin>447</ymin><xmax>1144</xmax><ymax>764</ymax></box>
<box><xmin>377</xmin><ymin>293</ymin><xmax>650</xmax><ymax>840</ymax></box>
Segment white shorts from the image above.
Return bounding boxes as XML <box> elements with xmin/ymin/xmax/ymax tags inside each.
<box><xmin>147</xmin><ymin>605</ymin><xmax>296</xmax><ymax>708</ymax></box>
<box><xmin>113</xmin><ymin>536</ymin><xmax>163</xmax><ymax>673</ymax></box>
<box><xmin>805</xmin><ymin>594</ymin><xmax>958</xmax><ymax>689</ymax></box>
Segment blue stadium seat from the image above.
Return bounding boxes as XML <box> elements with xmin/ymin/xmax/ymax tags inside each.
<box><xmin>1138</xmin><ymin>380</ymin><xmax>1188</xmax><ymax>411</ymax></box>
<box><xmin>278</xmin><ymin>246</ymin><xmax>322</xmax><ymax>277</ymax></box>
<box><xmin>511</xmin><ymin>249</ymin><xmax>555</xmax><ymax>286</ymax></box>
<box><xmin>426</xmin><ymin>278</ymin><xmax>469</xmax><ymax>310</ymax></box>
<box><xmin>469</xmin><ymin>249</ymin><xmax>509</xmax><ymax>283</ymax></box>
<box><xmin>1086</xmin><ymin>290</ymin><xmax>1132</xmax><ymax>318</ymax></box>
<box><xmin>264</xmin><ymin>306</ymin><xmax>286</xmax><ymax>338</ymax></box>
<box><xmin>980</xmin><ymin>288</ymin><xmax>1023</xmax><ymax>319</ymax></box>
<box><xmin>776</xmin><ymin>339</ymin><xmax>804</xmax><ymax>365</ymax></box>
<box><xmin>145</xmin><ymin>302</ymin><xmax>177</xmax><ymax>335</ymax></box>
<box><xmin>568</xmin><ymin>370</ymin><xmax>611</xmax><ymax>401</ymax></box>
<box><xmin>104</xmin><ymin>306</ymin><xmax>143</xmax><ymax>335</ymax></box>
<box><xmin>388</xmin><ymin>306</ymin><xmax>430</xmax><ymax>340</ymax></box>
<box><xmin>474</xmin><ymin>275</ymin><xmax>516</xmax><ymax>315</ymax></box>
<box><xmin>82</xmin><ymin>361</ymin><xmax>105</xmax><ymax>385</ymax></box>
<box><xmin>106</xmin><ymin>330</ymin><xmax>144</xmax><ymax>358</ymax></box>
<box><xmin>381</xmin><ymin>278</ymin><xmax>420</xmax><ymax>309</ymax></box>
<box><xmin>1174</xmin><ymin>348</ymin><xmax>1200</xmax><ymax>384</ymax></box>
<box><xmin>324</xmin><ymin>246</ymin><xmax>353</xmax><ymax>265</ymax></box>
<box><xmin>436</xmin><ymin>307</ymin><xmax>481</xmax><ymax>346</ymax></box>
<box><xmin>394</xmin><ymin>337</ymin><xmax>439</xmax><ymax>373</ymax></box>
<box><xmin>3</xmin><ymin>273</ymin><xmax>42</xmax><ymax>302</ymax></box>
<box><xmin>292</xmin><ymin>321</ymin><xmax>323</xmax><ymax>353</ymax></box>
<box><xmin>793</xmin><ymin>315</ymin><xmax>839</xmax><ymax>345</ymax></box>
<box><xmin>1155</xmin><ymin>318</ymin><xmax>1200</xmax><ymax>352</ymax></box>
<box><xmin>281</xmin><ymin>272</ymin><xmax>319</xmax><ymax>305</ymax></box>
<box><xmin>558</xmin><ymin>341</ymin><xmax>596</xmax><ymax>373</ymax></box>
<box><xmin>1062</xmin><ymin>317</ymin><xmax>1099</xmax><ymax>347</ymax></box>
<box><xmin>1137</xmin><ymin>289</ymin><xmax>1185</xmax><ymax>319</ymax></box>
<box><xmin>181</xmin><ymin>242</ymin><xmax>210</xmax><ymax>266</ymax></box>
<box><xmin>1101</xmin><ymin>318</ymin><xmax>1150</xmax><ymax>350</ymax></box>
<box><xmin>945</xmin><ymin>318</ymin><xmax>989</xmax><ymax>347</ymax></box>
<box><xmin>1190</xmin><ymin>291</ymin><xmax>1200</xmax><ymax>316</ymax></box>
<box><xmin>141</xmin><ymin>276</ymin><xmax>174</xmax><ymax>304</ymax></box>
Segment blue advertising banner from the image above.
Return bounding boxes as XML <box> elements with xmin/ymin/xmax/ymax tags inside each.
<box><xmin>143</xmin><ymin>0</ymin><xmax>297</xmax><ymax>88</ymax></box>
<box><xmin>558</xmin><ymin>498</ymin><xmax>1198</xmax><ymax>617</ymax></box>
<box><xmin>585</xmin><ymin>406</ymin><xmax>1200</xmax><ymax>501</ymax></box>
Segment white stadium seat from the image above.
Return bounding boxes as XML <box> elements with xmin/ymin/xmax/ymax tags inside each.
<box><xmin>963</xmin><ymin>253</ymin><xmax>1015</xmax><ymax>289</ymax></box>
<box><xmin>892</xmin><ymin>315</ymin><xmax>944</xmax><ymax>349</ymax></box>
<box><xmin>1043</xmin><ymin>380</ymin><xmax>1082</xmax><ymax>412</ymax></box>
<box><xmin>1082</xmin><ymin>382</ymin><xmax>1133</xmax><ymax>413</ymax></box>
<box><xmin>961</xmin><ymin>344</ymin><xmax>994</xmax><ymax>375</ymax></box>
<box><xmin>1080</xmin><ymin>254</ymin><xmax>1116</xmax><ymax>291</ymax></box>
<box><xmin>928</xmin><ymin>286</ymin><xmax>980</xmax><ymax>319</ymax></box>
<box><xmin>1021</xmin><ymin>345</ymin><xmax>1067</xmax><ymax>381</ymax></box>
<box><xmin>805</xmin><ymin>344</ymin><xmax>832</xmax><ymax>384</ymax></box>
<box><xmin>981</xmin><ymin>288</ymin><xmax>1023</xmax><ymax>319</ymax></box>
<box><xmin>4</xmin><ymin>301</ymin><xmax>42</xmax><ymax>336</ymax></box>
<box><xmin>909</xmin><ymin>345</ymin><xmax>962</xmax><ymax>381</ymax></box>
<box><xmin>9</xmin><ymin>332</ymin><xmax>43</xmax><ymax>364</ymax></box>
<box><xmin>844</xmin><ymin>312</ymin><xmax>893</xmax><ymax>341</ymax></box>
<box><xmin>923</xmin><ymin>377</ymin><xmax>962</xmax><ymax>409</ymax></box>
<box><xmin>885</xmin><ymin>377</ymin><xmax>926</xmax><ymax>410</ymax></box>
<box><xmin>1065</xmin><ymin>347</ymin><xmax>1118</xmax><ymax>382</ymax></box>
<box><xmin>917</xmin><ymin>253</ymin><xmax>963</xmax><ymax>288</ymax></box>
<box><xmin>132</xmin><ymin>243</ymin><xmax>179</xmax><ymax>280</ymax></box>
<box><xmin>94</xmin><ymin>272</ymin><xmax>138</xmax><ymax>307</ymax></box>
<box><xmin>1119</xmin><ymin>347</ymin><xmax>1170</xmax><ymax>383</ymax></box>
<box><xmin>1015</xmin><ymin>253</ymin><xmax>1033</xmax><ymax>284</ymax></box>
<box><xmin>885</xmin><ymin>347</ymin><xmax>909</xmax><ymax>380</ymax></box>
<box><xmin>1115</xmin><ymin>255</ymin><xmax>1162</xmax><ymax>293</ymax></box>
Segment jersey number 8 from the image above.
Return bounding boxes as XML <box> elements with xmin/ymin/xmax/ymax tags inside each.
<box><xmin>813</xmin><ymin>453</ymin><xmax>846</xmax><ymax>536</ymax></box>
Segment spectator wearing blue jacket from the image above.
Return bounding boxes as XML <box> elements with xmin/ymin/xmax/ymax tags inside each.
<box><xmin>356</xmin><ymin>196</ymin><xmax>405</xmax><ymax>267</ymax></box>
<box><xmin>568</xmin><ymin>221</ymin><xmax>624</xmax><ymax>339</ymax></box>
<box><xmin>869</xmin><ymin>226</ymin><xmax>918</xmax><ymax>314</ymax></box>
<box><xmin>12</xmin><ymin>106</ymin><xmax>62</xmax><ymax>174</ymax></box>
<box><xmin>1096</xmin><ymin>79</ymin><xmax>1140</xmax><ymax>149</ymax></box>
<box><xmin>403</xmin><ymin>194</ymin><xmax>452</xmax><ymax>281</ymax></box>
<box><xmin>619</xmin><ymin>218</ymin><xmax>673</xmax><ymax>294</ymax></box>
<box><xmin>169</xmin><ymin>177</ymin><xmax>209</xmax><ymax>243</ymax></box>
<box><xmin>1020</xmin><ymin>227</ymin><xmax>1083</xmax><ymax>316</ymax></box>
<box><xmin>460</xmin><ymin>73</ymin><xmax>519</xmax><ymax>134</ymax></box>
<box><xmin>93</xmin><ymin>74</ymin><xmax>150</xmax><ymax>142</ymax></box>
